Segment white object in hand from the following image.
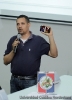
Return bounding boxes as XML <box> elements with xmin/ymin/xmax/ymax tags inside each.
<box><xmin>54</xmin><ymin>72</ymin><xmax>60</xmax><ymax>84</ymax></box>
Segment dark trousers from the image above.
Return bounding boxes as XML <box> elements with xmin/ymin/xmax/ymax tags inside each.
<box><xmin>10</xmin><ymin>75</ymin><xmax>37</xmax><ymax>93</ymax></box>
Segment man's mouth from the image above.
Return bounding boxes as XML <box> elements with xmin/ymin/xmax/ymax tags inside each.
<box><xmin>18</xmin><ymin>29</ymin><xmax>22</xmax><ymax>31</ymax></box>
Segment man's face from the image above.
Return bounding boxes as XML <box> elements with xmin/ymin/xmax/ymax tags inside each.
<box><xmin>16</xmin><ymin>18</ymin><xmax>30</xmax><ymax>35</ymax></box>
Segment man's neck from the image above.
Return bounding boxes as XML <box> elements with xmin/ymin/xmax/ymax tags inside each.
<box><xmin>21</xmin><ymin>31</ymin><xmax>31</xmax><ymax>40</ymax></box>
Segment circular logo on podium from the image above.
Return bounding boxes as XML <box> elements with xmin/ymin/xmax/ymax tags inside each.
<box><xmin>40</xmin><ymin>76</ymin><xmax>53</xmax><ymax>90</ymax></box>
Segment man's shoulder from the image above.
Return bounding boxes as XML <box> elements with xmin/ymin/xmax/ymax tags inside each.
<box><xmin>33</xmin><ymin>34</ymin><xmax>44</xmax><ymax>39</ymax></box>
<box><xmin>33</xmin><ymin>34</ymin><xmax>46</xmax><ymax>41</ymax></box>
<box><xmin>10</xmin><ymin>35</ymin><xmax>17</xmax><ymax>40</ymax></box>
<box><xmin>8</xmin><ymin>35</ymin><xmax>17</xmax><ymax>43</ymax></box>
<box><xmin>33</xmin><ymin>34</ymin><xmax>49</xmax><ymax>44</ymax></box>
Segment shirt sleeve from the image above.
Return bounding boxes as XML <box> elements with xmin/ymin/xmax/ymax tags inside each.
<box><xmin>4</xmin><ymin>38</ymin><xmax>12</xmax><ymax>56</ymax></box>
<box><xmin>40</xmin><ymin>37</ymin><xmax>50</xmax><ymax>56</ymax></box>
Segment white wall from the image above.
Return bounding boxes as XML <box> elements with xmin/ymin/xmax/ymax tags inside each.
<box><xmin>0</xmin><ymin>18</ymin><xmax>72</xmax><ymax>94</ymax></box>
<box><xmin>0</xmin><ymin>0</ymin><xmax>72</xmax><ymax>21</ymax></box>
<box><xmin>0</xmin><ymin>10</ymin><xmax>2</xmax><ymax>29</ymax></box>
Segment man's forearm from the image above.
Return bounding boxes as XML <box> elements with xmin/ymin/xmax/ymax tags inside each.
<box><xmin>49</xmin><ymin>35</ymin><xmax>58</xmax><ymax>57</ymax></box>
<box><xmin>3</xmin><ymin>50</ymin><xmax>15</xmax><ymax>65</ymax></box>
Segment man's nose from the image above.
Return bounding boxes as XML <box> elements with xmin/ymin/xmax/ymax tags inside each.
<box><xmin>18</xmin><ymin>24</ymin><xmax>22</xmax><ymax>28</ymax></box>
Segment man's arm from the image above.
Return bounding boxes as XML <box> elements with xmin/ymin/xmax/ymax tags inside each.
<box><xmin>41</xmin><ymin>26</ymin><xmax>58</xmax><ymax>58</ymax></box>
<box><xmin>48</xmin><ymin>35</ymin><xmax>58</xmax><ymax>58</ymax></box>
<box><xmin>3</xmin><ymin>50</ymin><xmax>15</xmax><ymax>65</ymax></box>
<box><xmin>3</xmin><ymin>39</ymin><xmax>20</xmax><ymax>65</ymax></box>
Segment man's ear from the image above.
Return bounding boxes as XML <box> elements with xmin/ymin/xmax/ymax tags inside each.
<box><xmin>28</xmin><ymin>22</ymin><xmax>30</xmax><ymax>27</ymax></box>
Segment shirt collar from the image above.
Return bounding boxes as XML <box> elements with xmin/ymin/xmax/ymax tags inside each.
<box><xmin>19</xmin><ymin>31</ymin><xmax>33</xmax><ymax>42</ymax></box>
<box><xmin>28</xmin><ymin>31</ymin><xmax>33</xmax><ymax>39</ymax></box>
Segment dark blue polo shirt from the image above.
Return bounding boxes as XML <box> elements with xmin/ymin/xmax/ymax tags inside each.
<box><xmin>4</xmin><ymin>33</ymin><xmax>50</xmax><ymax>76</ymax></box>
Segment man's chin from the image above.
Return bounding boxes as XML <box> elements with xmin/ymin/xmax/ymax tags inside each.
<box><xmin>19</xmin><ymin>32</ymin><xmax>26</xmax><ymax>35</ymax></box>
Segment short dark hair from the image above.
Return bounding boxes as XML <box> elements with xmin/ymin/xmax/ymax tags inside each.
<box><xmin>17</xmin><ymin>15</ymin><xmax>30</xmax><ymax>23</ymax></box>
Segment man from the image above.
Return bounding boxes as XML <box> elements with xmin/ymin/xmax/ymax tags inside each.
<box><xmin>3</xmin><ymin>15</ymin><xmax>58</xmax><ymax>93</ymax></box>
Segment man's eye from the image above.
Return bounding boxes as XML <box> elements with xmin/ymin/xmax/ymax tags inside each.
<box><xmin>17</xmin><ymin>23</ymin><xmax>19</xmax><ymax>26</ymax></box>
<box><xmin>22</xmin><ymin>23</ymin><xmax>25</xmax><ymax>25</ymax></box>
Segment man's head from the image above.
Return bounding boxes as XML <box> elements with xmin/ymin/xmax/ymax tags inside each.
<box><xmin>16</xmin><ymin>15</ymin><xmax>30</xmax><ymax>35</ymax></box>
